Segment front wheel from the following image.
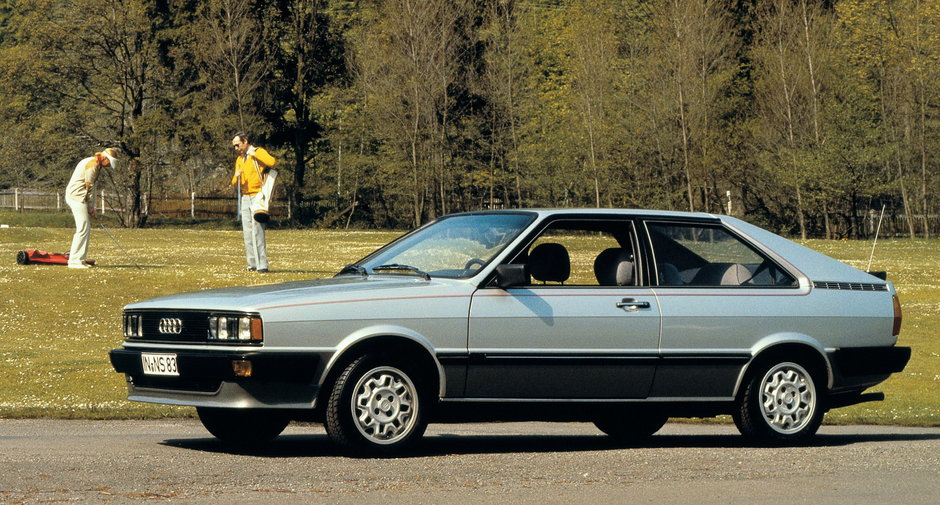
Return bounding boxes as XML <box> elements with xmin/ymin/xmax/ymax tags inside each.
<box><xmin>325</xmin><ymin>354</ymin><xmax>428</xmax><ymax>455</ymax></box>
<box><xmin>196</xmin><ymin>407</ymin><xmax>289</xmax><ymax>446</ymax></box>
<box><xmin>733</xmin><ymin>361</ymin><xmax>825</xmax><ymax>443</ymax></box>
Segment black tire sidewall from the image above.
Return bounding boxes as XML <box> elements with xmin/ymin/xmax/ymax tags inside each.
<box><xmin>736</xmin><ymin>360</ymin><xmax>825</xmax><ymax>443</ymax></box>
<box><xmin>325</xmin><ymin>354</ymin><xmax>428</xmax><ymax>454</ymax></box>
<box><xmin>197</xmin><ymin>407</ymin><xmax>289</xmax><ymax>446</ymax></box>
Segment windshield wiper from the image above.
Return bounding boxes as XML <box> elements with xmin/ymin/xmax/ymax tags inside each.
<box><xmin>337</xmin><ymin>264</ymin><xmax>368</xmax><ymax>278</ymax></box>
<box><xmin>372</xmin><ymin>263</ymin><xmax>431</xmax><ymax>280</ymax></box>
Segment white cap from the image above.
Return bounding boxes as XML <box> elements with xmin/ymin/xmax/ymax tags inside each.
<box><xmin>99</xmin><ymin>148</ymin><xmax>118</xmax><ymax>169</ymax></box>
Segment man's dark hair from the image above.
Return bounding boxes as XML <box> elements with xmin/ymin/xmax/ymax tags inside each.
<box><xmin>234</xmin><ymin>132</ymin><xmax>250</xmax><ymax>144</ymax></box>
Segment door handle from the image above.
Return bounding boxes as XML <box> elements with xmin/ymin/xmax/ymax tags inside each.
<box><xmin>616</xmin><ymin>298</ymin><xmax>651</xmax><ymax>310</ymax></box>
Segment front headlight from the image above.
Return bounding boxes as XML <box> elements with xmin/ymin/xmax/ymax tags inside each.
<box><xmin>123</xmin><ymin>314</ymin><xmax>143</xmax><ymax>338</ymax></box>
<box><xmin>208</xmin><ymin>314</ymin><xmax>263</xmax><ymax>343</ymax></box>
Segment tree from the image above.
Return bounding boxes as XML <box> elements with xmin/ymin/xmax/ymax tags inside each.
<box><xmin>478</xmin><ymin>0</ymin><xmax>526</xmax><ymax>209</ymax></box>
<box><xmin>263</xmin><ymin>0</ymin><xmax>346</xmax><ymax>224</ymax></box>
<box><xmin>648</xmin><ymin>0</ymin><xmax>737</xmax><ymax>212</ymax></box>
<box><xmin>194</xmin><ymin>0</ymin><xmax>269</xmax><ymax>133</ymax></box>
<box><xmin>4</xmin><ymin>0</ymin><xmax>182</xmax><ymax>227</ymax></box>
<box><xmin>349</xmin><ymin>0</ymin><xmax>465</xmax><ymax>226</ymax></box>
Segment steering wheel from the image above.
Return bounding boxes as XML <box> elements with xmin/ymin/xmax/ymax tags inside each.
<box><xmin>464</xmin><ymin>258</ymin><xmax>486</xmax><ymax>270</ymax></box>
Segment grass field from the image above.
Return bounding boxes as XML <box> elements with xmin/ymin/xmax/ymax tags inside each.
<box><xmin>0</xmin><ymin>221</ymin><xmax>936</xmax><ymax>426</ymax></box>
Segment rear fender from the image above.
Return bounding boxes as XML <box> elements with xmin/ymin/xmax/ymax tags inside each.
<box><xmin>734</xmin><ymin>333</ymin><xmax>834</xmax><ymax>396</ymax></box>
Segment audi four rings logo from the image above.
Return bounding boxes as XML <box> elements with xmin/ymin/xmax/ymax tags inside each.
<box><xmin>158</xmin><ymin>318</ymin><xmax>184</xmax><ymax>334</ymax></box>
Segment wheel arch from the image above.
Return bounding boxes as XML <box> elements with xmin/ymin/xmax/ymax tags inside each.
<box><xmin>318</xmin><ymin>327</ymin><xmax>445</xmax><ymax>407</ymax></box>
<box><xmin>734</xmin><ymin>335</ymin><xmax>833</xmax><ymax>398</ymax></box>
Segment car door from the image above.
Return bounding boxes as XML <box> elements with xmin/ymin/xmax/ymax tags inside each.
<box><xmin>465</xmin><ymin>217</ymin><xmax>661</xmax><ymax>399</ymax></box>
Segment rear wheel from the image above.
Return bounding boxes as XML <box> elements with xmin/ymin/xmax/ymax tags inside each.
<box><xmin>196</xmin><ymin>407</ymin><xmax>289</xmax><ymax>446</ymax></box>
<box><xmin>16</xmin><ymin>251</ymin><xmax>29</xmax><ymax>265</ymax></box>
<box><xmin>594</xmin><ymin>412</ymin><xmax>668</xmax><ymax>443</ymax></box>
<box><xmin>325</xmin><ymin>354</ymin><xmax>428</xmax><ymax>455</ymax></box>
<box><xmin>733</xmin><ymin>361</ymin><xmax>824</xmax><ymax>443</ymax></box>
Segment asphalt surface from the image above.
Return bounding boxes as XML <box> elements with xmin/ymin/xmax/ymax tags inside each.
<box><xmin>0</xmin><ymin>419</ymin><xmax>938</xmax><ymax>504</ymax></box>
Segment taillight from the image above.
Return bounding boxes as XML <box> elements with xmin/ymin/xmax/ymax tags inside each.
<box><xmin>892</xmin><ymin>295</ymin><xmax>902</xmax><ymax>336</ymax></box>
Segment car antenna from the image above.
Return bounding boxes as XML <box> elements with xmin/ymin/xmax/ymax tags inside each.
<box><xmin>866</xmin><ymin>203</ymin><xmax>886</xmax><ymax>273</ymax></box>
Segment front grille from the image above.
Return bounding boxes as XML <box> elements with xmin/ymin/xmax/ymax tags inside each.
<box><xmin>813</xmin><ymin>281</ymin><xmax>888</xmax><ymax>292</ymax></box>
<box><xmin>133</xmin><ymin>311</ymin><xmax>211</xmax><ymax>343</ymax></box>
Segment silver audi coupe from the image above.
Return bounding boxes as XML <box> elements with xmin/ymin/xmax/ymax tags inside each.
<box><xmin>110</xmin><ymin>209</ymin><xmax>910</xmax><ymax>454</ymax></box>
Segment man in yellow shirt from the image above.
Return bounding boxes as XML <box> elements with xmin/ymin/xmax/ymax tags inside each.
<box><xmin>231</xmin><ymin>133</ymin><xmax>276</xmax><ymax>272</ymax></box>
<box><xmin>65</xmin><ymin>148</ymin><xmax>117</xmax><ymax>269</ymax></box>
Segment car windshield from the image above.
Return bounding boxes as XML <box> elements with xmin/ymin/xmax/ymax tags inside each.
<box><xmin>349</xmin><ymin>213</ymin><xmax>535</xmax><ymax>279</ymax></box>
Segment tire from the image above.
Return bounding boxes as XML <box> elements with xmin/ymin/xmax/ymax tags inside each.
<box><xmin>594</xmin><ymin>412</ymin><xmax>668</xmax><ymax>443</ymax></box>
<box><xmin>196</xmin><ymin>407</ymin><xmax>289</xmax><ymax>446</ymax></box>
<box><xmin>733</xmin><ymin>361</ymin><xmax>825</xmax><ymax>444</ymax></box>
<box><xmin>16</xmin><ymin>251</ymin><xmax>29</xmax><ymax>265</ymax></box>
<box><xmin>325</xmin><ymin>354</ymin><xmax>428</xmax><ymax>455</ymax></box>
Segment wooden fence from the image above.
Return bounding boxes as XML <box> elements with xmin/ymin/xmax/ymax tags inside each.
<box><xmin>0</xmin><ymin>188</ymin><xmax>284</xmax><ymax>219</ymax></box>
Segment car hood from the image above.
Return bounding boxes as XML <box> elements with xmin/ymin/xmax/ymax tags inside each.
<box><xmin>124</xmin><ymin>275</ymin><xmax>469</xmax><ymax>312</ymax></box>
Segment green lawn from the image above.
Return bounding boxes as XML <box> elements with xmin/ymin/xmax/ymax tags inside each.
<box><xmin>0</xmin><ymin>223</ymin><xmax>936</xmax><ymax>425</ymax></box>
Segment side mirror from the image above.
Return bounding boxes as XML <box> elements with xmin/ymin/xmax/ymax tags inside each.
<box><xmin>495</xmin><ymin>264</ymin><xmax>528</xmax><ymax>289</ymax></box>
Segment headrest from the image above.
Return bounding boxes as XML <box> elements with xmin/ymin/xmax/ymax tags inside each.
<box><xmin>720</xmin><ymin>263</ymin><xmax>751</xmax><ymax>286</ymax></box>
<box><xmin>528</xmin><ymin>243</ymin><xmax>570</xmax><ymax>283</ymax></box>
<box><xmin>659</xmin><ymin>262</ymin><xmax>683</xmax><ymax>285</ymax></box>
<box><xmin>594</xmin><ymin>248</ymin><xmax>635</xmax><ymax>286</ymax></box>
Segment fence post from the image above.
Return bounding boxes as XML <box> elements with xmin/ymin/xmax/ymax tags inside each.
<box><xmin>100</xmin><ymin>190</ymin><xmax>105</xmax><ymax>214</ymax></box>
<box><xmin>14</xmin><ymin>188</ymin><xmax>19</xmax><ymax>211</ymax></box>
<box><xmin>191</xmin><ymin>191</ymin><xmax>196</xmax><ymax>218</ymax></box>
<box><xmin>57</xmin><ymin>192</ymin><xmax>61</xmax><ymax>211</ymax></box>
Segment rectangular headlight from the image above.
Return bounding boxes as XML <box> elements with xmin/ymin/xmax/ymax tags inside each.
<box><xmin>238</xmin><ymin>317</ymin><xmax>252</xmax><ymax>340</ymax></box>
<box><xmin>124</xmin><ymin>314</ymin><xmax>143</xmax><ymax>338</ymax></box>
<box><xmin>218</xmin><ymin>317</ymin><xmax>229</xmax><ymax>339</ymax></box>
<box><xmin>207</xmin><ymin>314</ymin><xmax>262</xmax><ymax>343</ymax></box>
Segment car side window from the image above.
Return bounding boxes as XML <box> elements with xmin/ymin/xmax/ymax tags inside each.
<box><xmin>521</xmin><ymin>221</ymin><xmax>638</xmax><ymax>287</ymax></box>
<box><xmin>647</xmin><ymin>222</ymin><xmax>795</xmax><ymax>287</ymax></box>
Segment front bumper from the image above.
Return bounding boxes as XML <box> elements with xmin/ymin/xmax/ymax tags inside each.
<box><xmin>109</xmin><ymin>348</ymin><xmax>324</xmax><ymax>409</ymax></box>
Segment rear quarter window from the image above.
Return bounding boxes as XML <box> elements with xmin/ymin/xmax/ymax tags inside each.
<box><xmin>646</xmin><ymin>222</ymin><xmax>795</xmax><ymax>287</ymax></box>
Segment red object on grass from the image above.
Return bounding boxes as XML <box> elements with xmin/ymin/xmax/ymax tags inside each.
<box><xmin>15</xmin><ymin>249</ymin><xmax>95</xmax><ymax>266</ymax></box>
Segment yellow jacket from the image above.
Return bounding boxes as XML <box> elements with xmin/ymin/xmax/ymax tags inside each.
<box><xmin>232</xmin><ymin>147</ymin><xmax>276</xmax><ymax>195</ymax></box>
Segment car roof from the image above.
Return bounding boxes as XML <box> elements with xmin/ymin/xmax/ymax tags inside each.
<box><xmin>449</xmin><ymin>208</ymin><xmax>721</xmax><ymax>220</ymax></box>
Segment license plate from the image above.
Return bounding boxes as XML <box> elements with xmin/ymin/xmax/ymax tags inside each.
<box><xmin>141</xmin><ymin>353</ymin><xmax>179</xmax><ymax>376</ymax></box>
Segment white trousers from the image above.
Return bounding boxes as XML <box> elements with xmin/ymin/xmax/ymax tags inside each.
<box><xmin>240</xmin><ymin>194</ymin><xmax>268</xmax><ymax>270</ymax></box>
<box><xmin>66</xmin><ymin>197</ymin><xmax>91</xmax><ymax>265</ymax></box>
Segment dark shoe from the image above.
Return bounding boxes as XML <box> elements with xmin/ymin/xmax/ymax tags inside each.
<box><xmin>246</xmin><ymin>267</ymin><xmax>257</xmax><ymax>271</ymax></box>
<box><xmin>257</xmin><ymin>268</ymin><xmax>269</xmax><ymax>273</ymax></box>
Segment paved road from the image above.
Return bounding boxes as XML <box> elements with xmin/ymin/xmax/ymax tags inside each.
<box><xmin>1</xmin><ymin>419</ymin><xmax>938</xmax><ymax>504</ymax></box>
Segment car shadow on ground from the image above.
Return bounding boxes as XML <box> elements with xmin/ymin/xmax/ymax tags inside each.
<box><xmin>161</xmin><ymin>430</ymin><xmax>940</xmax><ymax>459</ymax></box>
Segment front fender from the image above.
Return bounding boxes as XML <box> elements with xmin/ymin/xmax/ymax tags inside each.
<box><xmin>323</xmin><ymin>325</ymin><xmax>447</xmax><ymax>398</ymax></box>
